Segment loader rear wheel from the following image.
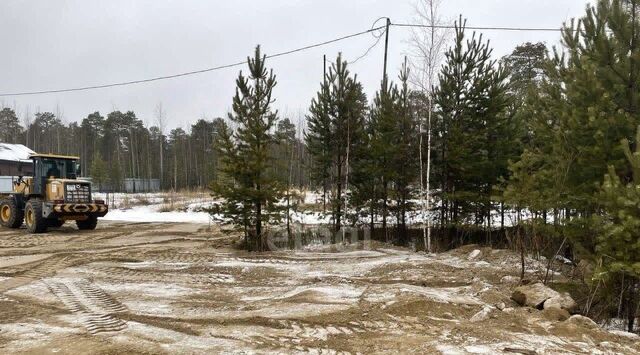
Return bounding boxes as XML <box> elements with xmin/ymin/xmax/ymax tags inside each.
<box><xmin>0</xmin><ymin>199</ymin><xmax>23</xmax><ymax>228</ymax></box>
<box><xmin>76</xmin><ymin>216</ymin><xmax>97</xmax><ymax>230</ymax></box>
<box><xmin>25</xmin><ymin>199</ymin><xmax>47</xmax><ymax>234</ymax></box>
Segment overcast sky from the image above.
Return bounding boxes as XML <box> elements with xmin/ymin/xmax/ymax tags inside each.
<box><xmin>0</xmin><ymin>0</ymin><xmax>592</xmax><ymax>130</ymax></box>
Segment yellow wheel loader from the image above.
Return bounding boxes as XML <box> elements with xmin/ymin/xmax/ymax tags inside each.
<box><xmin>0</xmin><ymin>154</ymin><xmax>108</xmax><ymax>233</ymax></box>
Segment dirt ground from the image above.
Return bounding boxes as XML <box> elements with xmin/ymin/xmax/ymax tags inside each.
<box><xmin>0</xmin><ymin>221</ymin><xmax>638</xmax><ymax>354</ymax></box>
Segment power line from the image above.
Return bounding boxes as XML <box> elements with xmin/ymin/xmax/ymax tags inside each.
<box><xmin>348</xmin><ymin>17</ymin><xmax>388</xmax><ymax>65</ymax></box>
<box><xmin>348</xmin><ymin>33</ymin><xmax>384</xmax><ymax>65</ymax></box>
<box><xmin>391</xmin><ymin>22</ymin><xmax>566</xmax><ymax>32</ymax></box>
<box><xmin>0</xmin><ymin>25</ymin><xmax>385</xmax><ymax>97</ymax></box>
<box><xmin>0</xmin><ymin>21</ymin><xmax>576</xmax><ymax>97</ymax></box>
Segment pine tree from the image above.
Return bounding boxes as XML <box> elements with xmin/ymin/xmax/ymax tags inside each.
<box><xmin>392</xmin><ymin>61</ymin><xmax>419</xmax><ymax>244</ymax></box>
<box><xmin>503</xmin><ymin>72</ymin><xmax>564</xmax><ymax>218</ymax></box>
<box><xmin>504</xmin><ymin>1</ymin><xmax>640</xmax><ymax>328</ymax></box>
<box><xmin>306</xmin><ymin>54</ymin><xmax>367</xmax><ymax>235</ymax></box>
<box><xmin>80</xmin><ymin>112</ymin><xmax>105</xmax><ymax>176</ymax></box>
<box><xmin>554</xmin><ymin>0</ymin><xmax>639</xmax><ymax>214</ymax></box>
<box><xmin>0</xmin><ymin>108</ymin><xmax>24</xmax><ymax>144</ymax></box>
<box><xmin>507</xmin><ymin>0</ymin><xmax>640</xmax><ymax>220</ymax></box>
<box><xmin>433</xmin><ymin>17</ymin><xmax>509</xmax><ymax>227</ymax></box>
<box><xmin>349</xmin><ymin>114</ymin><xmax>377</xmax><ymax>231</ymax></box>
<box><xmin>210</xmin><ymin>117</ymin><xmax>229</xmax><ymax>184</ymax></box>
<box><xmin>369</xmin><ymin>78</ymin><xmax>398</xmax><ymax>239</ymax></box>
<box><xmin>90</xmin><ymin>151</ymin><xmax>108</xmax><ymax>192</ymax></box>
<box><xmin>501</xmin><ymin>42</ymin><xmax>548</xmax><ymax>98</ymax></box>
<box><xmin>275</xmin><ymin>118</ymin><xmax>298</xmax><ymax>242</ymax></box>
<box><xmin>306</xmin><ymin>77</ymin><xmax>333</xmax><ymax>212</ymax></box>
<box><xmin>110</xmin><ymin>160</ymin><xmax>123</xmax><ymax>192</ymax></box>
<box><xmin>211</xmin><ymin>45</ymin><xmax>284</xmax><ymax>251</ymax></box>
<box><xmin>596</xmin><ymin>127</ymin><xmax>640</xmax><ymax>332</ymax></box>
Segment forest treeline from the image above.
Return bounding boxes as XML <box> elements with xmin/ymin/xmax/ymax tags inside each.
<box><xmin>0</xmin><ymin>106</ymin><xmax>311</xmax><ymax>191</ymax></box>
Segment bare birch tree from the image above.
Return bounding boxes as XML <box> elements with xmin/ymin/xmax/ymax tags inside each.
<box><xmin>407</xmin><ymin>0</ymin><xmax>449</xmax><ymax>252</ymax></box>
<box><xmin>155</xmin><ymin>103</ymin><xmax>166</xmax><ymax>189</ymax></box>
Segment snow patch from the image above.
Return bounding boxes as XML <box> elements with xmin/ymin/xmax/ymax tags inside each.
<box><xmin>396</xmin><ymin>284</ymin><xmax>481</xmax><ymax>305</ymax></box>
<box><xmin>101</xmin><ymin>204</ymin><xmax>212</xmax><ymax>223</ymax></box>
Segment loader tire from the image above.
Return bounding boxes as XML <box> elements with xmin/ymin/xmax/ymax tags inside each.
<box><xmin>48</xmin><ymin>219</ymin><xmax>65</xmax><ymax>228</ymax></box>
<box><xmin>76</xmin><ymin>216</ymin><xmax>98</xmax><ymax>230</ymax></box>
<box><xmin>25</xmin><ymin>199</ymin><xmax>47</xmax><ymax>234</ymax></box>
<box><xmin>0</xmin><ymin>198</ymin><xmax>23</xmax><ymax>228</ymax></box>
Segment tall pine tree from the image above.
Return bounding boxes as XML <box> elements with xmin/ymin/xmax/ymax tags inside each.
<box><xmin>434</xmin><ymin>17</ymin><xmax>510</xmax><ymax>228</ymax></box>
<box><xmin>306</xmin><ymin>54</ymin><xmax>367</xmax><ymax>235</ymax></box>
<box><xmin>211</xmin><ymin>46</ymin><xmax>284</xmax><ymax>251</ymax></box>
<box><xmin>596</xmin><ymin>128</ymin><xmax>640</xmax><ymax>332</ymax></box>
<box><xmin>392</xmin><ymin>61</ymin><xmax>419</xmax><ymax>244</ymax></box>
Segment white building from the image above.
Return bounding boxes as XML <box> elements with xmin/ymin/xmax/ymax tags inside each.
<box><xmin>0</xmin><ymin>143</ymin><xmax>35</xmax><ymax>192</ymax></box>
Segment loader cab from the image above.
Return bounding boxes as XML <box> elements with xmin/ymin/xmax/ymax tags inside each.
<box><xmin>29</xmin><ymin>154</ymin><xmax>80</xmax><ymax>195</ymax></box>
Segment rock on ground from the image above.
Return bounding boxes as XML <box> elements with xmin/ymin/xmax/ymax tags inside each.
<box><xmin>542</xmin><ymin>307</ymin><xmax>570</xmax><ymax>321</ymax></box>
<box><xmin>470</xmin><ymin>305</ymin><xmax>493</xmax><ymax>322</ymax></box>
<box><xmin>565</xmin><ymin>315</ymin><xmax>599</xmax><ymax>329</ymax></box>
<box><xmin>511</xmin><ymin>282</ymin><xmax>578</xmax><ymax>313</ymax></box>
<box><xmin>543</xmin><ymin>292</ymin><xmax>578</xmax><ymax>313</ymax></box>
<box><xmin>500</xmin><ymin>275</ymin><xmax>519</xmax><ymax>284</ymax></box>
<box><xmin>467</xmin><ymin>249</ymin><xmax>483</xmax><ymax>261</ymax></box>
<box><xmin>512</xmin><ymin>282</ymin><xmax>559</xmax><ymax>308</ymax></box>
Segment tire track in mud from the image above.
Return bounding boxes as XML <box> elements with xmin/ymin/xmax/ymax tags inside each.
<box><xmin>0</xmin><ymin>229</ymin><xmax>131</xmax><ymax>253</ymax></box>
<box><xmin>0</xmin><ymin>234</ymin><xmax>69</xmax><ymax>248</ymax></box>
<box><xmin>251</xmin><ymin>335</ymin><xmax>354</xmax><ymax>355</ymax></box>
<box><xmin>0</xmin><ymin>228</ymin><xmax>195</xmax><ymax>294</ymax></box>
<box><xmin>245</xmin><ymin>316</ymin><xmax>428</xmax><ymax>352</ymax></box>
<box><xmin>86</xmin><ymin>265</ymin><xmax>234</xmax><ymax>285</ymax></box>
<box><xmin>0</xmin><ymin>224</ymin><xmax>185</xmax><ymax>253</ymax></box>
<box><xmin>0</xmin><ymin>255</ymin><xmax>80</xmax><ymax>293</ymax></box>
<box><xmin>46</xmin><ymin>278</ymin><xmax>127</xmax><ymax>334</ymax></box>
<box><xmin>147</xmin><ymin>252</ymin><xmax>307</xmax><ymax>265</ymax></box>
<box><xmin>275</xmin><ymin>317</ymin><xmax>427</xmax><ymax>339</ymax></box>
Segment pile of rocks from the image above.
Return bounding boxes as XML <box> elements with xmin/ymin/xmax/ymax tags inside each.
<box><xmin>511</xmin><ymin>282</ymin><xmax>578</xmax><ymax>320</ymax></box>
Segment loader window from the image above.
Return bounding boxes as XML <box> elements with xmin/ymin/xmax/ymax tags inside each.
<box><xmin>41</xmin><ymin>159</ymin><xmax>77</xmax><ymax>179</ymax></box>
<box><xmin>66</xmin><ymin>161</ymin><xmax>77</xmax><ymax>179</ymax></box>
<box><xmin>44</xmin><ymin>160</ymin><xmax>61</xmax><ymax>178</ymax></box>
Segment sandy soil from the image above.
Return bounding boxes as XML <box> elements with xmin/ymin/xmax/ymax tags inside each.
<box><xmin>0</xmin><ymin>221</ymin><xmax>638</xmax><ymax>354</ymax></box>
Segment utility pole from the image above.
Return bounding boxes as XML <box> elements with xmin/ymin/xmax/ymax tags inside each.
<box><xmin>382</xmin><ymin>17</ymin><xmax>391</xmax><ymax>83</ymax></box>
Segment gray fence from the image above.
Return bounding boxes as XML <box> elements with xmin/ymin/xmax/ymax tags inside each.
<box><xmin>0</xmin><ymin>176</ymin><xmax>162</xmax><ymax>194</ymax></box>
<box><xmin>90</xmin><ymin>178</ymin><xmax>161</xmax><ymax>193</ymax></box>
<box><xmin>123</xmin><ymin>178</ymin><xmax>160</xmax><ymax>193</ymax></box>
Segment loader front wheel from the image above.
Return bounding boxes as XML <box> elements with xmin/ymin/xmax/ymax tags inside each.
<box><xmin>48</xmin><ymin>219</ymin><xmax>65</xmax><ymax>228</ymax></box>
<box><xmin>0</xmin><ymin>199</ymin><xmax>23</xmax><ymax>228</ymax></box>
<box><xmin>76</xmin><ymin>216</ymin><xmax>97</xmax><ymax>230</ymax></box>
<box><xmin>25</xmin><ymin>199</ymin><xmax>47</xmax><ymax>233</ymax></box>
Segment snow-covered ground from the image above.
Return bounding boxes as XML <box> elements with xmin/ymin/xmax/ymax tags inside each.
<box><xmin>101</xmin><ymin>205</ymin><xmax>212</xmax><ymax>224</ymax></box>
<box><xmin>93</xmin><ymin>190</ymin><xmax>551</xmax><ymax>228</ymax></box>
<box><xmin>93</xmin><ymin>192</ymin><xmax>214</xmax><ymax>224</ymax></box>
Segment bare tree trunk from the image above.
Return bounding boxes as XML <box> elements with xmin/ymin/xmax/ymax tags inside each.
<box><xmin>626</xmin><ymin>276</ymin><xmax>637</xmax><ymax>333</ymax></box>
<box><xmin>155</xmin><ymin>103</ymin><xmax>166</xmax><ymax>189</ymax></box>
<box><xmin>425</xmin><ymin>93</ymin><xmax>433</xmax><ymax>251</ymax></box>
<box><xmin>342</xmin><ymin>118</ymin><xmax>351</xmax><ymax>243</ymax></box>
<box><xmin>335</xmin><ymin>162</ymin><xmax>342</xmax><ymax>237</ymax></box>
<box><xmin>382</xmin><ymin>177</ymin><xmax>388</xmax><ymax>242</ymax></box>
<box><xmin>409</xmin><ymin>0</ymin><xmax>448</xmax><ymax>252</ymax></box>
<box><xmin>519</xmin><ymin>227</ymin><xmax>526</xmax><ymax>281</ymax></box>
<box><xmin>287</xmin><ymin>135</ymin><xmax>295</xmax><ymax>242</ymax></box>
